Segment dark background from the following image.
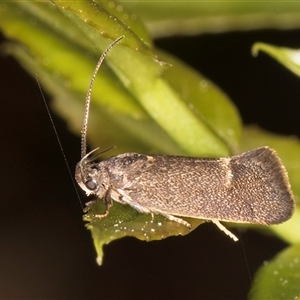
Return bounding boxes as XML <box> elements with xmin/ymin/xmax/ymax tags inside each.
<box><xmin>1</xmin><ymin>29</ymin><xmax>300</xmax><ymax>299</ymax></box>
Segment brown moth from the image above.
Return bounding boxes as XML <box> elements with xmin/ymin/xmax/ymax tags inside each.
<box><xmin>75</xmin><ymin>37</ymin><xmax>295</xmax><ymax>241</ymax></box>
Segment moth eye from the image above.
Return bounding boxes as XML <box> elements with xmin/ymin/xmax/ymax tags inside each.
<box><xmin>85</xmin><ymin>179</ymin><xmax>97</xmax><ymax>190</ymax></box>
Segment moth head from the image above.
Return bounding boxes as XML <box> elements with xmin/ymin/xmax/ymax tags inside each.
<box><xmin>75</xmin><ymin>150</ymin><xmax>109</xmax><ymax>199</ymax></box>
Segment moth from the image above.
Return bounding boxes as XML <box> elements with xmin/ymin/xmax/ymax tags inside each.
<box><xmin>75</xmin><ymin>36</ymin><xmax>295</xmax><ymax>241</ymax></box>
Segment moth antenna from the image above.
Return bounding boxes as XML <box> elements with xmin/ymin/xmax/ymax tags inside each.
<box><xmin>81</xmin><ymin>36</ymin><xmax>124</xmax><ymax>159</ymax></box>
<box><xmin>36</xmin><ymin>74</ymin><xmax>84</xmax><ymax>209</ymax></box>
<box><xmin>82</xmin><ymin>146</ymin><xmax>116</xmax><ymax>163</ymax></box>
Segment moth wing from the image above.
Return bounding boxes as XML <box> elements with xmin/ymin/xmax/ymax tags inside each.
<box><xmin>106</xmin><ymin>148</ymin><xmax>294</xmax><ymax>226</ymax></box>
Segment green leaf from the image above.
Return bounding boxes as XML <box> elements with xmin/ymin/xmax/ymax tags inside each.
<box><xmin>51</xmin><ymin>0</ymin><xmax>153</xmax><ymax>54</ymax></box>
<box><xmin>249</xmin><ymin>243</ymin><xmax>300</xmax><ymax>300</ymax></box>
<box><xmin>252</xmin><ymin>42</ymin><xmax>300</xmax><ymax>78</ymax></box>
<box><xmin>157</xmin><ymin>50</ymin><xmax>241</xmax><ymax>154</ymax></box>
<box><xmin>84</xmin><ymin>201</ymin><xmax>204</xmax><ymax>265</ymax></box>
<box><xmin>0</xmin><ymin>1</ymin><xmax>237</xmax><ymax>157</ymax></box>
<box><xmin>120</xmin><ymin>0</ymin><xmax>300</xmax><ymax>38</ymax></box>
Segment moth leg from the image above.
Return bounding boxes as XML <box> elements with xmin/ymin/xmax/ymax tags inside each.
<box><xmin>211</xmin><ymin>219</ymin><xmax>238</xmax><ymax>242</ymax></box>
<box><xmin>85</xmin><ymin>200</ymin><xmax>97</xmax><ymax>207</ymax></box>
<box><xmin>161</xmin><ymin>214</ymin><xmax>192</xmax><ymax>229</ymax></box>
<box><xmin>83</xmin><ymin>200</ymin><xmax>98</xmax><ymax>214</ymax></box>
<box><xmin>94</xmin><ymin>189</ymin><xmax>113</xmax><ymax>218</ymax></box>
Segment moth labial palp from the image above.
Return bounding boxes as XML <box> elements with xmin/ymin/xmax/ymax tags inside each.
<box><xmin>75</xmin><ymin>36</ymin><xmax>295</xmax><ymax>242</ymax></box>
